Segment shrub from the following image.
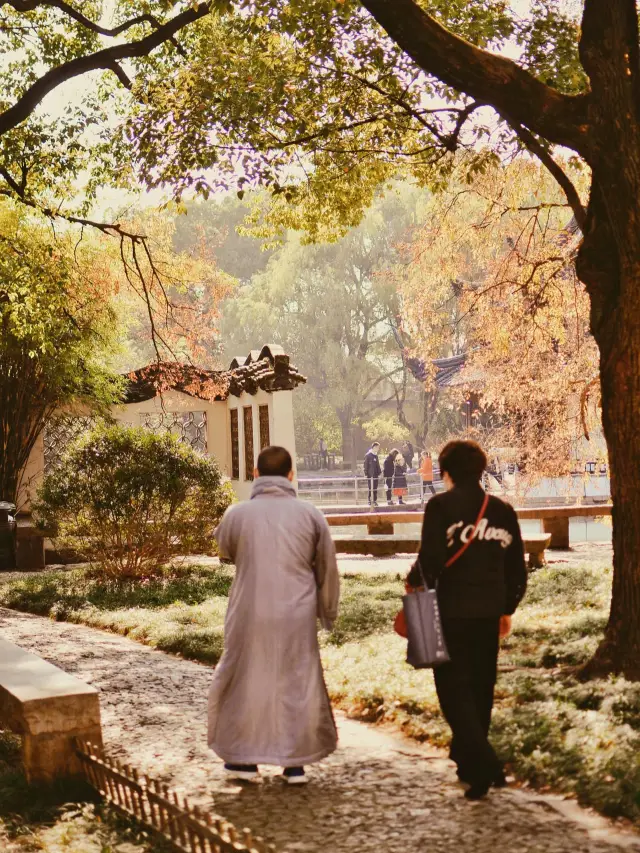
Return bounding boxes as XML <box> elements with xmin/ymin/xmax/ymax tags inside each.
<box><xmin>34</xmin><ymin>425</ymin><xmax>233</xmax><ymax>577</ymax></box>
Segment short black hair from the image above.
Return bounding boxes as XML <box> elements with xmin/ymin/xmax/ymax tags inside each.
<box><xmin>438</xmin><ymin>440</ymin><xmax>487</xmax><ymax>485</ymax></box>
<box><xmin>371</xmin><ymin>442</ymin><xmax>380</xmax><ymax>448</ymax></box>
<box><xmin>257</xmin><ymin>445</ymin><xmax>293</xmax><ymax>477</ymax></box>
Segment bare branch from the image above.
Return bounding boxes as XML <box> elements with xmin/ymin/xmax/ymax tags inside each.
<box><xmin>509</xmin><ymin>121</ymin><xmax>587</xmax><ymax>230</ymax></box>
<box><xmin>104</xmin><ymin>59</ymin><xmax>133</xmax><ymax>90</ymax></box>
<box><xmin>0</xmin><ymin>2</ymin><xmax>211</xmax><ymax>139</ymax></box>
<box><xmin>6</xmin><ymin>1</ymin><xmax>168</xmax><ymax>39</ymax></box>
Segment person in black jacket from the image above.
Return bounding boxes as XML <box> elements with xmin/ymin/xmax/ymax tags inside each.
<box><xmin>392</xmin><ymin>452</ymin><xmax>408</xmax><ymax>504</ymax></box>
<box><xmin>363</xmin><ymin>442</ymin><xmax>382</xmax><ymax>506</ymax></box>
<box><xmin>407</xmin><ymin>439</ymin><xmax>526</xmax><ymax>801</ymax></box>
<box><xmin>383</xmin><ymin>449</ymin><xmax>398</xmax><ymax>505</ymax></box>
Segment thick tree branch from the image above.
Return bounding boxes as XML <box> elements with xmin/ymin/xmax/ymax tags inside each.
<box><xmin>5</xmin><ymin>1</ymin><xmax>167</xmax><ymax>39</ymax></box>
<box><xmin>104</xmin><ymin>59</ymin><xmax>133</xmax><ymax>90</ymax></box>
<box><xmin>359</xmin><ymin>0</ymin><xmax>591</xmax><ymax>156</ymax></box>
<box><xmin>0</xmin><ymin>2</ymin><xmax>211</xmax><ymax>139</ymax></box>
<box><xmin>510</xmin><ymin>122</ymin><xmax>587</xmax><ymax>230</ymax></box>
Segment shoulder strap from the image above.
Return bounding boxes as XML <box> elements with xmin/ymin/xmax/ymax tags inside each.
<box><xmin>444</xmin><ymin>493</ymin><xmax>490</xmax><ymax>568</ymax></box>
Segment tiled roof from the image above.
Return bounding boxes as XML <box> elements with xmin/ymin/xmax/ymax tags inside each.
<box><xmin>227</xmin><ymin>345</ymin><xmax>306</xmax><ymax>396</ymax></box>
<box><xmin>433</xmin><ymin>354</ymin><xmax>468</xmax><ymax>388</ymax></box>
<box><xmin>123</xmin><ymin>345</ymin><xmax>306</xmax><ymax>404</ymax></box>
<box><xmin>406</xmin><ymin>353</ymin><xmax>484</xmax><ymax>389</ymax></box>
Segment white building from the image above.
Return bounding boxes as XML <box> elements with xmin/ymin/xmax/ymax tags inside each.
<box><xmin>20</xmin><ymin>345</ymin><xmax>305</xmax><ymax>510</ymax></box>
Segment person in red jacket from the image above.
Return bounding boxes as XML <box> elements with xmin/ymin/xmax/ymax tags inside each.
<box><xmin>418</xmin><ymin>450</ymin><xmax>436</xmax><ymax>503</ymax></box>
<box><xmin>407</xmin><ymin>440</ymin><xmax>527</xmax><ymax>801</ymax></box>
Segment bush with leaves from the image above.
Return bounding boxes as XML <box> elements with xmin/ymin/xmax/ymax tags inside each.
<box><xmin>34</xmin><ymin>425</ymin><xmax>233</xmax><ymax>578</ymax></box>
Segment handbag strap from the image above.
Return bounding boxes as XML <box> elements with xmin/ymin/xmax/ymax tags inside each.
<box><xmin>444</xmin><ymin>492</ymin><xmax>490</xmax><ymax>568</ymax></box>
<box><xmin>410</xmin><ymin>491</ymin><xmax>490</xmax><ymax>588</ymax></box>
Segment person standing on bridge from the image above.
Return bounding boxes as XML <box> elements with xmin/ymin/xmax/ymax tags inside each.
<box><xmin>402</xmin><ymin>440</ymin><xmax>415</xmax><ymax>471</ymax></box>
<box><xmin>418</xmin><ymin>450</ymin><xmax>437</xmax><ymax>503</ymax></box>
<box><xmin>364</xmin><ymin>442</ymin><xmax>382</xmax><ymax>507</ymax></box>
<box><xmin>209</xmin><ymin>446</ymin><xmax>340</xmax><ymax>785</ymax></box>
<box><xmin>392</xmin><ymin>451</ymin><xmax>409</xmax><ymax>505</ymax></box>
<box><xmin>383</xmin><ymin>449</ymin><xmax>398</xmax><ymax>505</ymax></box>
<box><xmin>318</xmin><ymin>436</ymin><xmax>328</xmax><ymax>470</ymax></box>
<box><xmin>407</xmin><ymin>440</ymin><xmax>526</xmax><ymax>800</ymax></box>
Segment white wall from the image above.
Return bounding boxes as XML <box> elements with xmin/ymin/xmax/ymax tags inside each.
<box><xmin>227</xmin><ymin>389</ymin><xmax>298</xmax><ymax>501</ymax></box>
<box><xmin>20</xmin><ymin>387</ymin><xmax>299</xmax><ymax>511</ymax></box>
<box><xmin>114</xmin><ymin>391</ymin><xmax>230</xmax><ymax>478</ymax></box>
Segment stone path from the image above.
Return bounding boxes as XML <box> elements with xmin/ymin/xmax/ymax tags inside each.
<box><xmin>0</xmin><ymin>606</ymin><xmax>637</xmax><ymax>853</ymax></box>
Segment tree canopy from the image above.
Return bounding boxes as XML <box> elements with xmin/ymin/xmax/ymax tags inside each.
<box><xmin>220</xmin><ymin>188</ymin><xmax>424</xmax><ymax>464</ymax></box>
<box><xmin>0</xmin><ymin>203</ymin><xmax>122</xmax><ymax>507</ymax></box>
<box><xmin>397</xmin><ymin>158</ymin><xmax>600</xmax><ymax>478</ymax></box>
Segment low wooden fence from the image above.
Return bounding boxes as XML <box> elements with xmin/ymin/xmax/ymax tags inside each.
<box><xmin>75</xmin><ymin>740</ymin><xmax>278</xmax><ymax>853</ymax></box>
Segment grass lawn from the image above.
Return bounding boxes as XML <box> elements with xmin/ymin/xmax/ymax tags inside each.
<box><xmin>0</xmin><ymin>731</ymin><xmax>171</xmax><ymax>852</ymax></box>
<box><xmin>1</xmin><ymin>560</ymin><xmax>639</xmax><ymax>824</ymax></box>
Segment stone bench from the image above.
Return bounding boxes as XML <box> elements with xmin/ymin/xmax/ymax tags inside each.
<box><xmin>326</xmin><ymin>504</ymin><xmax>613</xmax><ymax>548</ymax></box>
<box><xmin>332</xmin><ymin>532</ymin><xmax>552</xmax><ymax>566</ymax></box>
<box><xmin>0</xmin><ymin>638</ymin><xmax>102</xmax><ymax>782</ymax></box>
<box><xmin>333</xmin><ymin>534</ymin><xmax>421</xmax><ymax>556</ymax></box>
<box><xmin>524</xmin><ymin>533</ymin><xmax>552</xmax><ymax>569</ymax></box>
<box><xmin>515</xmin><ymin>504</ymin><xmax>612</xmax><ymax>548</ymax></box>
<box><xmin>327</xmin><ymin>512</ymin><xmax>422</xmax><ymax>536</ymax></box>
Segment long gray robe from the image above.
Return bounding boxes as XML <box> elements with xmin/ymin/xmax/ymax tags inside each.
<box><xmin>208</xmin><ymin>476</ymin><xmax>340</xmax><ymax>767</ymax></box>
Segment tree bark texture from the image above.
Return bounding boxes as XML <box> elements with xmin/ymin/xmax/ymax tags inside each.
<box><xmin>575</xmin><ymin>1</ymin><xmax>640</xmax><ymax>678</ymax></box>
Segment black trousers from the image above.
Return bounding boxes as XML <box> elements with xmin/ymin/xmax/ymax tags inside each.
<box><xmin>385</xmin><ymin>477</ymin><xmax>393</xmax><ymax>502</ymax></box>
<box><xmin>421</xmin><ymin>480</ymin><xmax>437</xmax><ymax>500</ymax></box>
<box><xmin>367</xmin><ymin>477</ymin><xmax>379</xmax><ymax>503</ymax></box>
<box><xmin>434</xmin><ymin>617</ymin><xmax>503</xmax><ymax>786</ymax></box>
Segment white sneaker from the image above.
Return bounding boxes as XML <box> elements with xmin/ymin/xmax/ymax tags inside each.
<box><xmin>283</xmin><ymin>768</ymin><xmax>308</xmax><ymax>785</ymax></box>
<box><xmin>224</xmin><ymin>764</ymin><xmax>260</xmax><ymax>783</ymax></box>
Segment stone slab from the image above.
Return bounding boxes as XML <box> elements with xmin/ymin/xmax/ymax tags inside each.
<box><xmin>332</xmin><ymin>535</ymin><xmax>421</xmax><ymax>556</ymax></box>
<box><xmin>0</xmin><ymin>638</ymin><xmax>100</xmax><ymax>735</ymax></box>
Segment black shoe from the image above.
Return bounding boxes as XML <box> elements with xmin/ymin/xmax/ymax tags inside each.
<box><xmin>493</xmin><ymin>770</ymin><xmax>508</xmax><ymax>788</ymax></box>
<box><xmin>464</xmin><ymin>781</ymin><xmax>491</xmax><ymax>800</ymax></box>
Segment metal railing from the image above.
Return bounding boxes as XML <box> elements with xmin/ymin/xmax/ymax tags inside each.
<box><xmin>297</xmin><ymin>469</ymin><xmax>611</xmax><ymax>507</ymax></box>
<box><xmin>297</xmin><ymin>471</ymin><xmax>442</xmax><ymax>506</ymax></box>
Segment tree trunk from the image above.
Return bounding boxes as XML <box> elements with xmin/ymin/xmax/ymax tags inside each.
<box><xmin>585</xmin><ymin>317</ymin><xmax>640</xmax><ymax>679</ymax></box>
<box><xmin>576</xmin><ymin>180</ymin><xmax>640</xmax><ymax>680</ymax></box>
<box><xmin>338</xmin><ymin>409</ymin><xmax>356</xmax><ymax>472</ymax></box>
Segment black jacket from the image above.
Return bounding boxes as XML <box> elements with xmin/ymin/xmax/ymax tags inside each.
<box><xmin>393</xmin><ymin>461</ymin><xmax>408</xmax><ymax>490</ymax></box>
<box><xmin>364</xmin><ymin>449</ymin><xmax>381</xmax><ymax>478</ymax></box>
<box><xmin>383</xmin><ymin>454</ymin><xmax>396</xmax><ymax>479</ymax></box>
<box><xmin>408</xmin><ymin>484</ymin><xmax>527</xmax><ymax>619</ymax></box>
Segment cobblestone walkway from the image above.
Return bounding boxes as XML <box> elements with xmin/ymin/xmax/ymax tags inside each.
<box><xmin>0</xmin><ymin>606</ymin><xmax>637</xmax><ymax>853</ymax></box>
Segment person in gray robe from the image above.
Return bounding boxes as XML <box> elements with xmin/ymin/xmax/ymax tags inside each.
<box><xmin>208</xmin><ymin>445</ymin><xmax>340</xmax><ymax>785</ymax></box>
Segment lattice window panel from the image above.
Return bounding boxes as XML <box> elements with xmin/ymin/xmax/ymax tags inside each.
<box><xmin>243</xmin><ymin>406</ymin><xmax>254</xmax><ymax>481</ymax></box>
<box><xmin>140</xmin><ymin>411</ymin><xmax>207</xmax><ymax>454</ymax></box>
<box><xmin>44</xmin><ymin>415</ymin><xmax>99</xmax><ymax>472</ymax></box>
<box><xmin>230</xmin><ymin>409</ymin><xmax>240</xmax><ymax>480</ymax></box>
<box><xmin>259</xmin><ymin>405</ymin><xmax>270</xmax><ymax>450</ymax></box>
